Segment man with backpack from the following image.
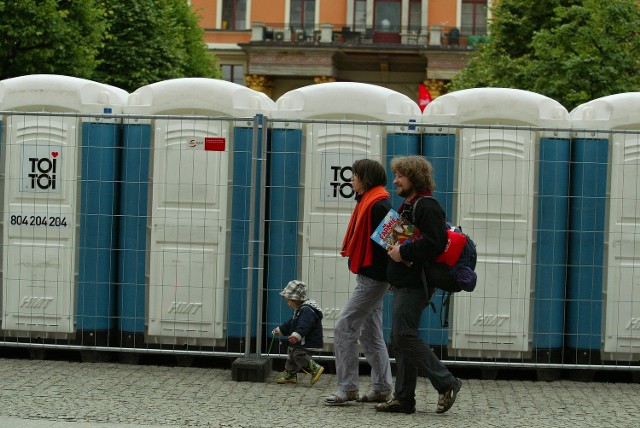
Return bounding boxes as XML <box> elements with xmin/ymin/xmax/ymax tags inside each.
<box><xmin>375</xmin><ymin>155</ymin><xmax>462</xmax><ymax>415</ymax></box>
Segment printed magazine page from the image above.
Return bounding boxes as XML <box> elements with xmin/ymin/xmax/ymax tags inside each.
<box><xmin>370</xmin><ymin>209</ymin><xmax>421</xmax><ymax>250</ymax></box>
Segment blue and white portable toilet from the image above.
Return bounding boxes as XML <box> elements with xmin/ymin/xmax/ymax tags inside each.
<box><xmin>268</xmin><ymin>82</ymin><xmax>421</xmax><ymax>346</ymax></box>
<box><xmin>120</xmin><ymin>78</ymin><xmax>274</xmax><ymax>349</ymax></box>
<box><xmin>0</xmin><ymin>74</ymin><xmax>127</xmax><ymax>344</ymax></box>
<box><xmin>569</xmin><ymin>93</ymin><xmax>640</xmax><ymax>363</ymax></box>
<box><xmin>423</xmin><ymin>88</ymin><xmax>570</xmax><ymax>362</ymax></box>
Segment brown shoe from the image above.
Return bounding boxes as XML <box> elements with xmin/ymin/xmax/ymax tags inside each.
<box><xmin>374</xmin><ymin>399</ymin><xmax>415</xmax><ymax>414</ymax></box>
<box><xmin>436</xmin><ymin>378</ymin><xmax>462</xmax><ymax>413</ymax></box>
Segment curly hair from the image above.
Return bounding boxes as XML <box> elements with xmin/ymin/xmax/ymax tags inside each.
<box><xmin>352</xmin><ymin>158</ymin><xmax>387</xmax><ymax>191</ymax></box>
<box><xmin>390</xmin><ymin>155</ymin><xmax>436</xmax><ymax>192</ymax></box>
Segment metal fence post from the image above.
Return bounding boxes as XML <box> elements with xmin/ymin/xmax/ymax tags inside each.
<box><xmin>231</xmin><ymin>114</ymin><xmax>271</xmax><ymax>382</ymax></box>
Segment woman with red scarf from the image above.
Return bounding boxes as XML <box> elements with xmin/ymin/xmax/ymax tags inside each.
<box><xmin>325</xmin><ymin>159</ymin><xmax>393</xmax><ymax>406</ymax></box>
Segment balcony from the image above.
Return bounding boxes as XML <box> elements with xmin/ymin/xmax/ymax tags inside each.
<box><xmin>248</xmin><ymin>22</ymin><xmax>488</xmax><ymax>49</ymax></box>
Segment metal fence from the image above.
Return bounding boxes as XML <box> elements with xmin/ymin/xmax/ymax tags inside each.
<box><xmin>1</xmin><ymin>111</ymin><xmax>639</xmax><ymax>376</ymax></box>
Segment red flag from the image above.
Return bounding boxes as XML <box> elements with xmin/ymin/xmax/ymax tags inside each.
<box><xmin>418</xmin><ymin>83</ymin><xmax>432</xmax><ymax>112</ymax></box>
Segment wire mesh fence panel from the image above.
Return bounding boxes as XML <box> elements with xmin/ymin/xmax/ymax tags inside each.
<box><xmin>0</xmin><ymin>111</ymin><xmax>639</xmax><ymax>374</ymax></box>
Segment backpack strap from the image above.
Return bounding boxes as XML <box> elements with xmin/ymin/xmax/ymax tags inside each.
<box><xmin>417</xmin><ymin>196</ymin><xmax>454</xmax><ymax>327</ymax></box>
<box><xmin>420</xmin><ymin>268</ymin><xmax>435</xmax><ymax>306</ymax></box>
<box><xmin>440</xmin><ymin>291</ymin><xmax>451</xmax><ymax>328</ymax></box>
<box><xmin>402</xmin><ymin>194</ymin><xmax>436</xmax><ymax>223</ymax></box>
<box><xmin>415</xmin><ymin>195</ymin><xmax>446</xmax><ymax>303</ymax></box>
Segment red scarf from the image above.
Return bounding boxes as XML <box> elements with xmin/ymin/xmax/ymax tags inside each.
<box><xmin>341</xmin><ymin>186</ymin><xmax>390</xmax><ymax>273</ymax></box>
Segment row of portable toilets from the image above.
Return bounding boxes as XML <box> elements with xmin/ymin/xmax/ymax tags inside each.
<box><xmin>0</xmin><ymin>74</ymin><xmax>639</xmax><ymax>368</ymax></box>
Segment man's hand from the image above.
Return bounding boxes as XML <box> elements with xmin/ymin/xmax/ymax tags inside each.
<box><xmin>387</xmin><ymin>244</ymin><xmax>403</xmax><ymax>262</ymax></box>
<box><xmin>288</xmin><ymin>336</ymin><xmax>299</xmax><ymax>344</ymax></box>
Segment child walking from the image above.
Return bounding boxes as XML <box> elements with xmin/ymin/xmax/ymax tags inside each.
<box><xmin>272</xmin><ymin>280</ymin><xmax>325</xmax><ymax>385</ymax></box>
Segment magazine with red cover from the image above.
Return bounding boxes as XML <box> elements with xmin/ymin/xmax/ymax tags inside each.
<box><xmin>371</xmin><ymin>209</ymin><xmax>467</xmax><ymax>267</ymax></box>
<box><xmin>370</xmin><ymin>209</ymin><xmax>421</xmax><ymax>250</ymax></box>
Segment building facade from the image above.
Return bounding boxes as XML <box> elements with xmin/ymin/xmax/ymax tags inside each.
<box><xmin>191</xmin><ymin>0</ymin><xmax>491</xmax><ymax>101</ymax></box>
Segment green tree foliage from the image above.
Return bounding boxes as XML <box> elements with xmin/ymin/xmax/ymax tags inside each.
<box><xmin>531</xmin><ymin>0</ymin><xmax>640</xmax><ymax>109</ymax></box>
<box><xmin>169</xmin><ymin>0</ymin><xmax>220</xmax><ymax>79</ymax></box>
<box><xmin>0</xmin><ymin>0</ymin><xmax>220</xmax><ymax>91</ymax></box>
<box><xmin>94</xmin><ymin>0</ymin><xmax>220</xmax><ymax>92</ymax></box>
<box><xmin>449</xmin><ymin>0</ymin><xmax>640</xmax><ymax>110</ymax></box>
<box><xmin>0</xmin><ymin>0</ymin><xmax>105</xmax><ymax>80</ymax></box>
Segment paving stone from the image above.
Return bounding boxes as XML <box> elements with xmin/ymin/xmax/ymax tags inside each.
<box><xmin>0</xmin><ymin>357</ymin><xmax>639</xmax><ymax>427</ymax></box>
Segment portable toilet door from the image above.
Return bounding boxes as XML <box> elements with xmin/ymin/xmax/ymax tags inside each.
<box><xmin>121</xmin><ymin>78</ymin><xmax>275</xmax><ymax>349</ymax></box>
<box><xmin>423</xmin><ymin>88</ymin><xmax>570</xmax><ymax>362</ymax></box>
<box><xmin>418</xmin><ymin>128</ymin><xmax>457</xmax><ymax>351</ymax></box>
<box><xmin>269</xmin><ymin>82</ymin><xmax>421</xmax><ymax>347</ymax></box>
<box><xmin>0</xmin><ymin>74</ymin><xmax>127</xmax><ymax>345</ymax></box>
<box><xmin>569</xmin><ymin>93</ymin><xmax>640</xmax><ymax>363</ymax></box>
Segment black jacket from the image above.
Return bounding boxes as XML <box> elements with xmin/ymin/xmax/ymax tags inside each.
<box><xmin>386</xmin><ymin>196</ymin><xmax>448</xmax><ymax>291</ymax></box>
<box><xmin>348</xmin><ymin>195</ymin><xmax>392</xmax><ymax>281</ymax></box>
<box><xmin>277</xmin><ymin>300</ymin><xmax>324</xmax><ymax>350</ymax></box>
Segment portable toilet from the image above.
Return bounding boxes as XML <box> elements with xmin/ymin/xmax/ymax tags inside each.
<box><xmin>0</xmin><ymin>74</ymin><xmax>128</xmax><ymax>346</ymax></box>
<box><xmin>268</xmin><ymin>82</ymin><xmax>421</xmax><ymax>348</ymax></box>
<box><xmin>120</xmin><ymin>78</ymin><xmax>274</xmax><ymax>350</ymax></box>
<box><xmin>569</xmin><ymin>93</ymin><xmax>640</xmax><ymax>364</ymax></box>
<box><xmin>423</xmin><ymin>88</ymin><xmax>571</xmax><ymax>362</ymax></box>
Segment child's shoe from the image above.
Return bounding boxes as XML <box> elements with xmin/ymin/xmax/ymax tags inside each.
<box><xmin>276</xmin><ymin>370</ymin><xmax>298</xmax><ymax>384</ymax></box>
<box><xmin>307</xmin><ymin>360</ymin><xmax>324</xmax><ymax>385</ymax></box>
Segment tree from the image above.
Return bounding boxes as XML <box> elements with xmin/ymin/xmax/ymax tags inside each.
<box><xmin>168</xmin><ymin>0</ymin><xmax>220</xmax><ymax>79</ymax></box>
<box><xmin>0</xmin><ymin>0</ymin><xmax>105</xmax><ymax>80</ymax></box>
<box><xmin>448</xmin><ymin>0</ymin><xmax>640</xmax><ymax>110</ymax></box>
<box><xmin>0</xmin><ymin>0</ymin><xmax>220</xmax><ymax>90</ymax></box>
<box><xmin>94</xmin><ymin>0</ymin><xmax>220</xmax><ymax>92</ymax></box>
<box><xmin>530</xmin><ymin>0</ymin><xmax>640</xmax><ymax>109</ymax></box>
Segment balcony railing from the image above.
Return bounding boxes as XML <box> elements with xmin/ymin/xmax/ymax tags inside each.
<box><xmin>249</xmin><ymin>23</ymin><xmax>488</xmax><ymax>49</ymax></box>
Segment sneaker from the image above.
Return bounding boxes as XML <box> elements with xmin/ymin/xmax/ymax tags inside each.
<box><xmin>308</xmin><ymin>360</ymin><xmax>325</xmax><ymax>385</ymax></box>
<box><xmin>276</xmin><ymin>371</ymin><xmax>298</xmax><ymax>384</ymax></box>
<box><xmin>358</xmin><ymin>390</ymin><xmax>393</xmax><ymax>403</ymax></box>
<box><xmin>325</xmin><ymin>390</ymin><xmax>359</xmax><ymax>406</ymax></box>
<box><xmin>374</xmin><ymin>398</ymin><xmax>416</xmax><ymax>414</ymax></box>
<box><xmin>436</xmin><ymin>378</ymin><xmax>462</xmax><ymax>413</ymax></box>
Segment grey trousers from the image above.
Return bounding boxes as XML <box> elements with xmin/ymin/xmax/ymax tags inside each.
<box><xmin>391</xmin><ymin>286</ymin><xmax>457</xmax><ymax>407</ymax></box>
<box><xmin>285</xmin><ymin>346</ymin><xmax>311</xmax><ymax>372</ymax></box>
<box><xmin>333</xmin><ymin>274</ymin><xmax>393</xmax><ymax>393</ymax></box>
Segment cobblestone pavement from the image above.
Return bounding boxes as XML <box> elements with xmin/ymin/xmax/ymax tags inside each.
<box><xmin>1</xmin><ymin>353</ymin><xmax>639</xmax><ymax>428</ymax></box>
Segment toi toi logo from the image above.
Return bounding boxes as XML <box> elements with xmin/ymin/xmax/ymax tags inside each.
<box><xmin>27</xmin><ymin>152</ymin><xmax>58</xmax><ymax>190</ymax></box>
<box><xmin>329</xmin><ymin>165</ymin><xmax>354</xmax><ymax>198</ymax></box>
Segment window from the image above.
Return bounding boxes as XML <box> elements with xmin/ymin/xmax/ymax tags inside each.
<box><xmin>408</xmin><ymin>0</ymin><xmax>421</xmax><ymax>33</ymax></box>
<box><xmin>221</xmin><ymin>64</ymin><xmax>245</xmax><ymax>86</ymax></box>
<box><xmin>221</xmin><ymin>0</ymin><xmax>246</xmax><ymax>30</ymax></box>
<box><xmin>354</xmin><ymin>0</ymin><xmax>366</xmax><ymax>31</ymax></box>
<box><xmin>290</xmin><ymin>0</ymin><xmax>316</xmax><ymax>31</ymax></box>
<box><xmin>374</xmin><ymin>0</ymin><xmax>401</xmax><ymax>32</ymax></box>
<box><xmin>461</xmin><ymin>0</ymin><xmax>487</xmax><ymax>35</ymax></box>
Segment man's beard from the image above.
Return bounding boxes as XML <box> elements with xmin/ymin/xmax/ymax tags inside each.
<box><xmin>397</xmin><ymin>185</ymin><xmax>412</xmax><ymax>198</ymax></box>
